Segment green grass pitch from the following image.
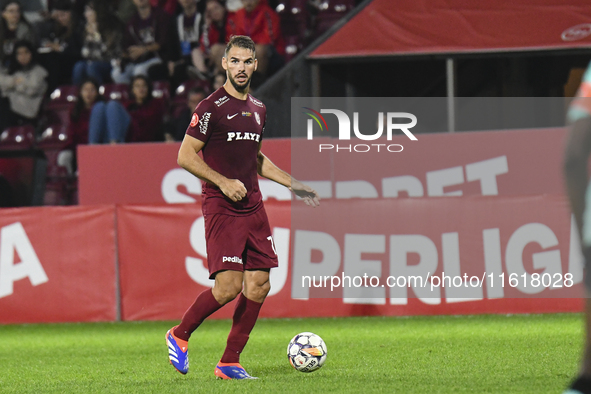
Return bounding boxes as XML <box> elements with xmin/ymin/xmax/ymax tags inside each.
<box><xmin>0</xmin><ymin>314</ymin><xmax>583</xmax><ymax>393</ymax></box>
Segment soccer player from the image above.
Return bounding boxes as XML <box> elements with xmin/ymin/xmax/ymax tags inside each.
<box><xmin>166</xmin><ymin>35</ymin><xmax>320</xmax><ymax>380</ymax></box>
<box><xmin>564</xmin><ymin>65</ymin><xmax>591</xmax><ymax>394</ymax></box>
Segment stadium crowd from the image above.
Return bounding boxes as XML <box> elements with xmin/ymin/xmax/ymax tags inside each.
<box><xmin>0</xmin><ymin>0</ymin><xmax>289</xmax><ymax>140</ymax></box>
<box><xmin>0</xmin><ymin>0</ymin><xmax>355</xmax><ymax>205</ymax></box>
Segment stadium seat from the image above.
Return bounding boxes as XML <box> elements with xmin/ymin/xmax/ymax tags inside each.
<box><xmin>43</xmin><ymin>176</ymin><xmax>77</xmax><ymax>205</ymax></box>
<box><xmin>174</xmin><ymin>79</ymin><xmax>211</xmax><ymax>105</ymax></box>
<box><xmin>312</xmin><ymin>0</ymin><xmax>355</xmax><ymax>37</ymax></box>
<box><xmin>48</xmin><ymin>85</ymin><xmax>78</xmax><ymax>105</ymax></box>
<box><xmin>152</xmin><ymin>80</ymin><xmax>171</xmax><ymax>102</ymax></box>
<box><xmin>39</xmin><ymin>107</ymin><xmax>71</xmax><ymax>128</ymax></box>
<box><xmin>37</xmin><ymin>124</ymin><xmax>76</xmax><ymax>205</ymax></box>
<box><xmin>284</xmin><ymin>35</ymin><xmax>304</xmax><ymax>62</ymax></box>
<box><xmin>276</xmin><ymin>0</ymin><xmax>309</xmax><ymax>38</ymax></box>
<box><xmin>49</xmin><ymin>85</ymin><xmax>78</xmax><ymax>103</ymax></box>
<box><xmin>37</xmin><ymin>123</ymin><xmax>71</xmax><ymax>150</ymax></box>
<box><xmin>99</xmin><ymin>83</ymin><xmax>129</xmax><ymax>102</ymax></box>
<box><xmin>37</xmin><ymin>121</ymin><xmax>73</xmax><ymax>180</ymax></box>
<box><xmin>0</xmin><ymin>124</ymin><xmax>36</xmax><ymax>150</ymax></box>
<box><xmin>45</xmin><ymin>85</ymin><xmax>78</xmax><ymax>114</ymax></box>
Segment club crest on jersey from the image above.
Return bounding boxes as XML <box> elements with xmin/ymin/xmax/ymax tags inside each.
<box><xmin>190</xmin><ymin>113</ymin><xmax>199</xmax><ymax>127</ymax></box>
<box><xmin>255</xmin><ymin>112</ymin><xmax>260</xmax><ymax>125</ymax></box>
<box><xmin>199</xmin><ymin>112</ymin><xmax>211</xmax><ymax>134</ymax></box>
<box><xmin>242</xmin><ymin>111</ymin><xmax>252</xmax><ymax>117</ymax></box>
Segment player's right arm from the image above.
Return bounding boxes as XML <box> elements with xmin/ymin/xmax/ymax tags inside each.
<box><xmin>177</xmin><ymin>133</ymin><xmax>247</xmax><ymax>202</ymax></box>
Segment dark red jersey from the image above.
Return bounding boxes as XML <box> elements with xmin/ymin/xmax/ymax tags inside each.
<box><xmin>186</xmin><ymin>86</ymin><xmax>267</xmax><ymax>215</ymax></box>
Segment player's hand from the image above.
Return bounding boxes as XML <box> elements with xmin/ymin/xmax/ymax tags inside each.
<box><xmin>290</xmin><ymin>179</ymin><xmax>320</xmax><ymax>207</ymax></box>
<box><xmin>220</xmin><ymin>179</ymin><xmax>247</xmax><ymax>202</ymax></box>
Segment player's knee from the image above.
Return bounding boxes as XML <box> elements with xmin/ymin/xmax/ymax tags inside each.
<box><xmin>247</xmin><ymin>280</ymin><xmax>270</xmax><ymax>302</ymax></box>
<box><xmin>213</xmin><ymin>281</ymin><xmax>242</xmax><ymax>304</ymax></box>
<box><xmin>258</xmin><ymin>280</ymin><xmax>271</xmax><ymax>297</ymax></box>
<box><xmin>214</xmin><ymin>286</ymin><xmax>241</xmax><ymax>304</ymax></box>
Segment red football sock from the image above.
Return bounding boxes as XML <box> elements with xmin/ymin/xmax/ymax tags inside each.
<box><xmin>220</xmin><ymin>293</ymin><xmax>263</xmax><ymax>364</ymax></box>
<box><xmin>174</xmin><ymin>289</ymin><xmax>222</xmax><ymax>341</ymax></box>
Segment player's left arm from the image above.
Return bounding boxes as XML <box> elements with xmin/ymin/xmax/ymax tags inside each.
<box><xmin>257</xmin><ymin>146</ymin><xmax>320</xmax><ymax>207</ymax></box>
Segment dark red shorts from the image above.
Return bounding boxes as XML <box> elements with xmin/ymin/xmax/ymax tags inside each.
<box><xmin>204</xmin><ymin>206</ymin><xmax>278</xmax><ymax>279</ymax></box>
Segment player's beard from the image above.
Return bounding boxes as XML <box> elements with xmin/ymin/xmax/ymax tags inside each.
<box><xmin>228</xmin><ymin>71</ymin><xmax>251</xmax><ymax>94</ymax></box>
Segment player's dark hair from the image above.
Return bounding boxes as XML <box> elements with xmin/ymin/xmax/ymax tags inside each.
<box><xmin>225</xmin><ymin>35</ymin><xmax>256</xmax><ymax>58</ymax></box>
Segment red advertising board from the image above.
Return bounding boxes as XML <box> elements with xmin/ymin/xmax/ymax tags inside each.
<box><xmin>0</xmin><ymin>196</ymin><xmax>582</xmax><ymax>324</ymax></box>
<box><xmin>77</xmin><ymin>128</ymin><xmax>568</xmax><ymax>206</ymax></box>
<box><xmin>328</xmin><ymin>128</ymin><xmax>566</xmax><ymax>198</ymax></box>
<box><xmin>0</xmin><ymin>206</ymin><xmax>117</xmax><ymax>324</ymax></box>
<box><xmin>116</xmin><ymin>197</ymin><xmax>583</xmax><ymax>322</ymax></box>
<box><xmin>116</xmin><ymin>202</ymin><xmax>292</xmax><ymax>321</ymax></box>
<box><xmin>0</xmin><ymin>127</ymin><xmax>583</xmax><ymax>324</ymax></box>
<box><xmin>77</xmin><ymin>139</ymin><xmax>291</xmax><ymax>205</ymax></box>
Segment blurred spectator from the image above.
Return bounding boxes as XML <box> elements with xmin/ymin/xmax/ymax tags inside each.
<box><xmin>0</xmin><ymin>40</ymin><xmax>47</xmax><ymax>131</ymax></box>
<box><xmin>170</xmin><ymin>0</ymin><xmax>204</xmax><ymax>88</ymax></box>
<box><xmin>150</xmin><ymin>0</ymin><xmax>178</xmax><ymax>15</ymax></box>
<box><xmin>18</xmin><ymin>0</ymin><xmax>47</xmax><ymax>23</ymax></box>
<box><xmin>23</xmin><ymin>0</ymin><xmax>69</xmax><ymax>33</ymax></box>
<box><xmin>234</xmin><ymin>0</ymin><xmax>284</xmax><ymax>79</ymax></box>
<box><xmin>125</xmin><ymin>74</ymin><xmax>166</xmax><ymax>142</ymax></box>
<box><xmin>68</xmin><ymin>78</ymin><xmax>100</xmax><ymax>146</ymax></box>
<box><xmin>111</xmin><ymin>0</ymin><xmax>180</xmax><ymax>84</ymax></box>
<box><xmin>193</xmin><ymin>0</ymin><xmax>235</xmax><ymax>78</ymax></box>
<box><xmin>72</xmin><ymin>0</ymin><xmax>123</xmax><ymax>86</ymax></box>
<box><xmin>114</xmin><ymin>0</ymin><xmax>137</xmax><ymax>24</ymax></box>
<box><xmin>69</xmin><ymin>78</ymin><xmax>129</xmax><ymax>145</ymax></box>
<box><xmin>0</xmin><ymin>0</ymin><xmax>36</xmax><ymax>67</ymax></box>
<box><xmin>212</xmin><ymin>69</ymin><xmax>223</xmax><ymax>89</ymax></box>
<box><xmin>225</xmin><ymin>0</ymin><xmax>242</xmax><ymax>12</ymax></box>
<box><xmin>37</xmin><ymin>0</ymin><xmax>83</xmax><ymax>90</ymax></box>
<box><xmin>164</xmin><ymin>85</ymin><xmax>204</xmax><ymax>141</ymax></box>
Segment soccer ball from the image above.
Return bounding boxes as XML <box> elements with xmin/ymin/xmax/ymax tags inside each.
<box><xmin>287</xmin><ymin>332</ymin><xmax>327</xmax><ymax>372</ymax></box>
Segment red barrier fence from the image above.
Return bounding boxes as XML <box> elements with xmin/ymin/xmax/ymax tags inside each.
<box><xmin>77</xmin><ymin>128</ymin><xmax>568</xmax><ymax>206</ymax></box>
<box><xmin>0</xmin><ymin>206</ymin><xmax>116</xmax><ymax>324</ymax></box>
<box><xmin>0</xmin><ymin>197</ymin><xmax>583</xmax><ymax>324</ymax></box>
<box><xmin>0</xmin><ymin>127</ymin><xmax>584</xmax><ymax>324</ymax></box>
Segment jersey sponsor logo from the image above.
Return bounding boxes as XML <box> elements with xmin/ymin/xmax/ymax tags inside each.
<box><xmin>227</xmin><ymin>113</ymin><xmax>238</xmax><ymax>119</ymax></box>
<box><xmin>255</xmin><ymin>112</ymin><xmax>260</xmax><ymax>125</ymax></box>
<box><xmin>249</xmin><ymin>96</ymin><xmax>264</xmax><ymax>108</ymax></box>
<box><xmin>242</xmin><ymin>111</ymin><xmax>251</xmax><ymax>117</ymax></box>
<box><xmin>227</xmin><ymin>132</ymin><xmax>261</xmax><ymax>142</ymax></box>
<box><xmin>199</xmin><ymin>112</ymin><xmax>211</xmax><ymax>134</ymax></box>
<box><xmin>222</xmin><ymin>256</ymin><xmax>243</xmax><ymax>264</ymax></box>
<box><xmin>215</xmin><ymin>96</ymin><xmax>229</xmax><ymax>107</ymax></box>
<box><xmin>190</xmin><ymin>113</ymin><xmax>199</xmax><ymax>127</ymax></box>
